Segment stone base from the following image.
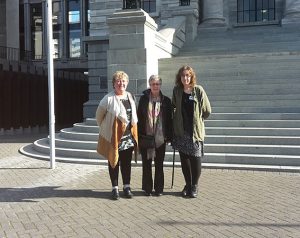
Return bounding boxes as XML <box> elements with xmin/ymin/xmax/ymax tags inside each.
<box><xmin>281</xmin><ymin>17</ymin><xmax>300</xmax><ymax>27</ymax></box>
<box><xmin>83</xmin><ymin>100</ymin><xmax>102</xmax><ymax>119</ymax></box>
<box><xmin>199</xmin><ymin>18</ymin><xmax>227</xmax><ymax>28</ymax></box>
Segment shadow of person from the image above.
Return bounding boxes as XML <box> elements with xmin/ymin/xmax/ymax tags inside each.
<box><xmin>0</xmin><ymin>186</ymin><xmax>112</xmax><ymax>202</ymax></box>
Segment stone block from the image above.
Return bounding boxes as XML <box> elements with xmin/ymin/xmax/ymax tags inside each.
<box><xmin>107</xmin><ymin>48</ymin><xmax>146</xmax><ymax>64</ymax></box>
<box><xmin>109</xmin><ymin>34</ymin><xmax>145</xmax><ymax>49</ymax></box>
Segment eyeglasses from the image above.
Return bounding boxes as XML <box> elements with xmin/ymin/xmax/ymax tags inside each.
<box><xmin>150</xmin><ymin>83</ymin><xmax>161</xmax><ymax>86</ymax></box>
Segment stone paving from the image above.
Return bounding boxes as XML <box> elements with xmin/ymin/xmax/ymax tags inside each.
<box><xmin>0</xmin><ymin>134</ymin><xmax>300</xmax><ymax>238</ymax></box>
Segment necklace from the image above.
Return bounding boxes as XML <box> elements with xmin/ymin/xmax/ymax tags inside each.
<box><xmin>184</xmin><ymin>87</ymin><xmax>192</xmax><ymax>94</ymax></box>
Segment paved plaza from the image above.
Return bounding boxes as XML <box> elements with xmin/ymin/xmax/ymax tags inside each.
<box><xmin>0</xmin><ymin>134</ymin><xmax>299</xmax><ymax>238</ymax></box>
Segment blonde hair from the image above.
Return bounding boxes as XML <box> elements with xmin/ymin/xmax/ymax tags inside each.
<box><xmin>175</xmin><ymin>65</ymin><xmax>197</xmax><ymax>88</ymax></box>
<box><xmin>112</xmin><ymin>71</ymin><xmax>129</xmax><ymax>88</ymax></box>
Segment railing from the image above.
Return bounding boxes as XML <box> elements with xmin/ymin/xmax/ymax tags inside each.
<box><xmin>0</xmin><ymin>68</ymin><xmax>88</xmax><ymax>131</ymax></box>
<box><xmin>0</xmin><ymin>46</ymin><xmax>34</xmax><ymax>62</ymax></box>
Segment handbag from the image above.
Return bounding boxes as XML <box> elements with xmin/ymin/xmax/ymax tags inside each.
<box><xmin>139</xmin><ymin>134</ymin><xmax>155</xmax><ymax>149</ymax></box>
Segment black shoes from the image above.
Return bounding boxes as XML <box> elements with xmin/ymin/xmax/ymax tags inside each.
<box><xmin>190</xmin><ymin>185</ymin><xmax>198</xmax><ymax>198</ymax></box>
<box><xmin>111</xmin><ymin>188</ymin><xmax>120</xmax><ymax>200</ymax></box>
<box><xmin>182</xmin><ymin>185</ymin><xmax>198</xmax><ymax>198</ymax></box>
<box><xmin>181</xmin><ymin>185</ymin><xmax>189</xmax><ymax>197</ymax></box>
<box><xmin>123</xmin><ymin>187</ymin><xmax>133</xmax><ymax>198</ymax></box>
<box><xmin>154</xmin><ymin>191</ymin><xmax>163</xmax><ymax>196</ymax></box>
<box><xmin>144</xmin><ymin>191</ymin><xmax>163</xmax><ymax>196</ymax></box>
<box><xmin>111</xmin><ymin>187</ymin><xmax>133</xmax><ymax>200</ymax></box>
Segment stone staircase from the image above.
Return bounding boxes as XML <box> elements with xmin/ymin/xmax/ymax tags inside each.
<box><xmin>20</xmin><ymin>24</ymin><xmax>300</xmax><ymax>170</ymax></box>
<box><xmin>159</xmin><ymin>24</ymin><xmax>300</xmax><ymax>169</ymax></box>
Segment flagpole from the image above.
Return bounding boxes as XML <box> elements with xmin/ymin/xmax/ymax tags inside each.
<box><xmin>46</xmin><ymin>0</ymin><xmax>56</xmax><ymax>169</ymax></box>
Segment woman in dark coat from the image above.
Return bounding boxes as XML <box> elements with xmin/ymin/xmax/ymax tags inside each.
<box><xmin>137</xmin><ymin>75</ymin><xmax>172</xmax><ymax>196</ymax></box>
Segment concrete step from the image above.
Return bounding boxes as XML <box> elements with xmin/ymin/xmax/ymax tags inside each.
<box><xmin>204</xmin><ymin>78</ymin><xmax>300</xmax><ymax>86</ymax></box>
<box><xmin>25</xmin><ymin>138</ymin><xmax>300</xmax><ymax>167</ymax></box>
<box><xmin>200</xmin><ymin>153</ymin><xmax>300</xmax><ymax>166</ymax></box>
<box><xmin>60</xmin><ymin>128</ymin><xmax>98</xmax><ymax>141</ymax></box>
<box><xmin>179</xmin><ymin>45</ymin><xmax>300</xmax><ymax>55</ymax></box>
<box><xmin>20</xmin><ymin>143</ymin><xmax>300</xmax><ymax>169</ymax></box>
<box><xmin>205</xmin><ymin>144</ymin><xmax>300</xmax><ymax>156</ymax></box>
<box><xmin>33</xmin><ymin>138</ymin><xmax>100</xmax><ymax>160</ymax></box>
<box><xmin>55</xmin><ymin>134</ymin><xmax>97</xmax><ymax>150</ymax></box>
<box><xmin>73</xmin><ymin>123</ymin><xmax>98</xmax><ymax>133</ymax></box>
<box><xmin>212</xmin><ymin>106</ymin><xmax>300</xmax><ymax>113</ymax></box>
<box><xmin>206</xmin><ymin>120</ymin><xmax>300</xmax><ymax>128</ymax></box>
<box><xmin>207</xmin><ymin>127</ymin><xmax>300</xmax><ymax>136</ymax></box>
<box><xmin>209</xmin><ymin>94</ymin><xmax>300</xmax><ymax>102</ymax></box>
<box><xmin>211</xmin><ymin>100</ymin><xmax>300</xmax><ymax>108</ymax></box>
<box><xmin>205</xmin><ymin>135</ymin><xmax>300</xmax><ymax>145</ymax></box>
<box><xmin>209</xmin><ymin>113</ymin><xmax>300</xmax><ymax>120</ymax></box>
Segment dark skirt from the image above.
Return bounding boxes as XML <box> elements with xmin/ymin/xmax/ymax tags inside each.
<box><xmin>172</xmin><ymin>132</ymin><xmax>203</xmax><ymax>157</ymax></box>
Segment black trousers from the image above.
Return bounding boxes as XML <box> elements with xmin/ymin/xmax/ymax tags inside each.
<box><xmin>108</xmin><ymin>147</ymin><xmax>134</xmax><ymax>187</ymax></box>
<box><xmin>179</xmin><ymin>151</ymin><xmax>202</xmax><ymax>188</ymax></box>
<box><xmin>141</xmin><ymin>143</ymin><xmax>166</xmax><ymax>193</ymax></box>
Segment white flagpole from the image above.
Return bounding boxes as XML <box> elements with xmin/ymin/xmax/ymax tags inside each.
<box><xmin>46</xmin><ymin>0</ymin><xmax>56</xmax><ymax>169</ymax></box>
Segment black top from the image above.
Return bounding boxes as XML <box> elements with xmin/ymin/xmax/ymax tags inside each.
<box><xmin>181</xmin><ymin>92</ymin><xmax>194</xmax><ymax>136</ymax></box>
<box><xmin>118</xmin><ymin>98</ymin><xmax>135</xmax><ymax>151</ymax></box>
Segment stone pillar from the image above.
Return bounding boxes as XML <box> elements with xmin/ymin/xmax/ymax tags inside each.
<box><xmin>200</xmin><ymin>0</ymin><xmax>226</xmax><ymax>27</ymax></box>
<box><xmin>282</xmin><ymin>0</ymin><xmax>300</xmax><ymax>25</ymax></box>
<box><xmin>83</xmin><ymin>36</ymin><xmax>109</xmax><ymax>118</ymax></box>
<box><xmin>24</xmin><ymin>0</ymin><xmax>31</xmax><ymax>52</ymax></box>
<box><xmin>6</xmin><ymin>0</ymin><xmax>19</xmax><ymax>49</ymax></box>
<box><xmin>106</xmin><ymin>9</ymin><xmax>159</xmax><ymax>95</ymax></box>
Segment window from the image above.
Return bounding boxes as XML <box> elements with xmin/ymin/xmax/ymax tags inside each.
<box><xmin>180</xmin><ymin>0</ymin><xmax>190</xmax><ymax>6</ymax></box>
<box><xmin>123</xmin><ymin>0</ymin><xmax>141</xmax><ymax>9</ymax></box>
<box><xmin>31</xmin><ymin>4</ymin><xmax>43</xmax><ymax>59</ymax></box>
<box><xmin>237</xmin><ymin>0</ymin><xmax>275</xmax><ymax>23</ymax></box>
<box><xmin>142</xmin><ymin>1</ymin><xmax>156</xmax><ymax>13</ymax></box>
<box><xmin>19</xmin><ymin>4</ymin><xmax>25</xmax><ymax>60</ymax></box>
<box><xmin>85</xmin><ymin>0</ymin><xmax>90</xmax><ymax>36</ymax></box>
<box><xmin>53</xmin><ymin>1</ymin><xmax>62</xmax><ymax>58</ymax></box>
<box><xmin>68</xmin><ymin>0</ymin><xmax>81</xmax><ymax>58</ymax></box>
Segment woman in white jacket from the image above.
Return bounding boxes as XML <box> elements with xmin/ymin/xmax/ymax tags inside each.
<box><xmin>96</xmin><ymin>71</ymin><xmax>138</xmax><ymax>200</ymax></box>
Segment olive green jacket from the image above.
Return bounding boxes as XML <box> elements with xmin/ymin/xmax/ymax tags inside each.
<box><xmin>172</xmin><ymin>85</ymin><xmax>211</xmax><ymax>142</ymax></box>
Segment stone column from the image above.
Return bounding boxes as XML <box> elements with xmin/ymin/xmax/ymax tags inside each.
<box><xmin>6</xmin><ymin>0</ymin><xmax>19</xmax><ymax>49</ymax></box>
<box><xmin>282</xmin><ymin>0</ymin><xmax>300</xmax><ymax>25</ymax></box>
<box><xmin>23</xmin><ymin>0</ymin><xmax>31</xmax><ymax>52</ymax></box>
<box><xmin>200</xmin><ymin>0</ymin><xmax>226</xmax><ymax>27</ymax></box>
<box><xmin>106</xmin><ymin>9</ymin><xmax>159</xmax><ymax>95</ymax></box>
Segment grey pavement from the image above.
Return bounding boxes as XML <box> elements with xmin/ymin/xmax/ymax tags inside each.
<box><xmin>0</xmin><ymin>134</ymin><xmax>300</xmax><ymax>238</ymax></box>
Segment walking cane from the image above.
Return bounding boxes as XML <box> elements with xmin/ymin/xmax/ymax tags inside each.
<box><xmin>171</xmin><ymin>148</ymin><xmax>175</xmax><ymax>189</ymax></box>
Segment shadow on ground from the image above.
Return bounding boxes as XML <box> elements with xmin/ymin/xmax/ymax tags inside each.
<box><xmin>0</xmin><ymin>186</ymin><xmax>111</xmax><ymax>202</ymax></box>
<box><xmin>0</xmin><ymin>133</ymin><xmax>48</xmax><ymax>143</ymax></box>
<box><xmin>159</xmin><ymin>220</ymin><xmax>300</xmax><ymax>228</ymax></box>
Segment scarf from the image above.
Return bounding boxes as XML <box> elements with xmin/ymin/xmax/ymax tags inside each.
<box><xmin>146</xmin><ymin>95</ymin><xmax>164</xmax><ymax>159</ymax></box>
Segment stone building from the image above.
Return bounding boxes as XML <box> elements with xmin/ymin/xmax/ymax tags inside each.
<box><xmin>2</xmin><ymin>0</ymin><xmax>299</xmax><ymax>117</ymax></box>
<box><xmin>2</xmin><ymin>0</ymin><xmax>300</xmax><ymax>168</ymax></box>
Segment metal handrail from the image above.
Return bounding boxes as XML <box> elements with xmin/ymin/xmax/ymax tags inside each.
<box><xmin>0</xmin><ymin>46</ymin><xmax>34</xmax><ymax>62</ymax></box>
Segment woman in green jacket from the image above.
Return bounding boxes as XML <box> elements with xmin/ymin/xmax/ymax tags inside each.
<box><xmin>172</xmin><ymin>65</ymin><xmax>211</xmax><ymax>198</ymax></box>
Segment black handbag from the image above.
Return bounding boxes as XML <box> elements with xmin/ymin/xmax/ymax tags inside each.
<box><xmin>139</xmin><ymin>134</ymin><xmax>155</xmax><ymax>149</ymax></box>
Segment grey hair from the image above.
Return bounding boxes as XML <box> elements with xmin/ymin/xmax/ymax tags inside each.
<box><xmin>148</xmin><ymin>75</ymin><xmax>162</xmax><ymax>84</ymax></box>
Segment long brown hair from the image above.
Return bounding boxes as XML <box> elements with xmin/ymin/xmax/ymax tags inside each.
<box><xmin>175</xmin><ymin>65</ymin><xmax>197</xmax><ymax>88</ymax></box>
